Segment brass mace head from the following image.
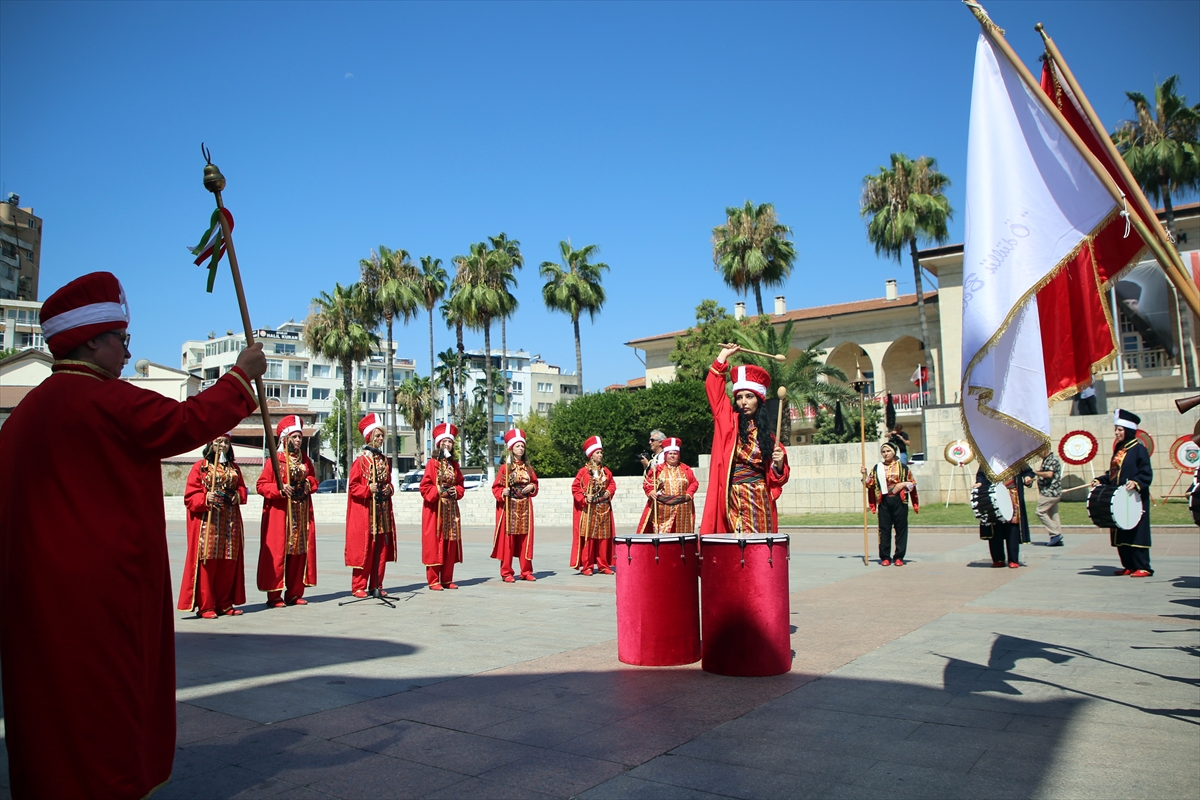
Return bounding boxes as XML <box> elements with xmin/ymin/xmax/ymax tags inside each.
<box><xmin>201</xmin><ymin>142</ymin><xmax>226</xmax><ymax>193</ymax></box>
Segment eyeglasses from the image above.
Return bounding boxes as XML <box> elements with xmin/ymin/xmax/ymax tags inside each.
<box><xmin>102</xmin><ymin>331</ymin><xmax>132</xmax><ymax>349</ymax></box>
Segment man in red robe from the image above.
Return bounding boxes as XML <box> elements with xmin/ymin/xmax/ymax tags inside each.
<box><xmin>700</xmin><ymin>346</ymin><xmax>789</xmax><ymax>534</ymax></box>
<box><xmin>421</xmin><ymin>422</ymin><xmax>464</xmax><ymax>590</ymax></box>
<box><xmin>637</xmin><ymin>437</ymin><xmax>699</xmax><ymax>534</ymax></box>
<box><xmin>491</xmin><ymin>428</ymin><xmax>539</xmax><ymax>582</ymax></box>
<box><xmin>178</xmin><ymin>434</ymin><xmax>249</xmax><ymax>616</ymax></box>
<box><xmin>345</xmin><ymin>413</ymin><xmax>397</xmax><ymax>597</ymax></box>
<box><xmin>0</xmin><ymin>272</ymin><xmax>264</xmax><ymax>799</ymax></box>
<box><xmin>257</xmin><ymin>414</ymin><xmax>318</xmax><ymax>606</ymax></box>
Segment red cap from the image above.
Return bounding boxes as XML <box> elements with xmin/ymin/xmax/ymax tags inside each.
<box><xmin>583</xmin><ymin>435</ymin><xmax>603</xmax><ymax>457</ymax></box>
<box><xmin>661</xmin><ymin>437</ymin><xmax>681</xmax><ymax>453</ymax></box>
<box><xmin>358</xmin><ymin>413</ymin><xmax>384</xmax><ymax>439</ymax></box>
<box><xmin>504</xmin><ymin>428</ymin><xmax>526</xmax><ymax>449</ymax></box>
<box><xmin>731</xmin><ymin>364</ymin><xmax>770</xmax><ymax>401</ymax></box>
<box><xmin>276</xmin><ymin>415</ymin><xmax>303</xmax><ymax>441</ymax></box>
<box><xmin>433</xmin><ymin>422</ymin><xmax>458</xmax><ymax>446</ymax></box>
<box><xmin>40</xmin><ymin>272</ymin><xmax>129</xmax><ymax>358</ymax></box>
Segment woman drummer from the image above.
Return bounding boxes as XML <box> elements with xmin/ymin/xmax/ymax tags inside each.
<box><xmin>178</xmin><ymin>434</ymin><xmax>248</xmax><ymax>618</ymax></box>
<box><xmin>1091</xmin><ymin>409</ymin><xmax>1154</xmax><ymax>576</ymax></box>
<box><xmin>973</xmin><ymin>465</ymin><xmax>1034</xmax><ymax>568</ymax></box>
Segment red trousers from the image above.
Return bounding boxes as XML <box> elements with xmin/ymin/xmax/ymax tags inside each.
<box><xmin>267</xmin><ymin>554</ymin><xmax>307</xmax><ymax>603</ymax></box>
<box><xmin>196</xmin><ymin>558</ymin><xmax>239</xmax><ymax>613</ymax></box>
<box><xmin>352</xmin><ymin>535</ymin><xmax>388</xmax><ymax>592</ymax></box>
<box><xmin>577</xmin><ymin>537</ymin><xmax>613</xmax><ymax>571</ymax></box>
<box><xmin>426</xmin><ymin>562</ymin><xmax>456</xmax><ymax>587</ymax></box>
<box><xmin>495</xmin><ymin>533</ymin><xmax>533</xmax><ymax>579</ymax></box>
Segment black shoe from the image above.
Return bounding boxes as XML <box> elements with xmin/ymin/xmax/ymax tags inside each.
<box><xmin>1047</xmin><ymin>538</ymin><xmax>1064</xmax><ymax>547</ymax></box>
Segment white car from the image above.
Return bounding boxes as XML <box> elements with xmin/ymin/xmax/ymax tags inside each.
<box><xmin>461</xmin><ymin>474</ymin><xmax>487</xmax><ymax>491</ymax></box>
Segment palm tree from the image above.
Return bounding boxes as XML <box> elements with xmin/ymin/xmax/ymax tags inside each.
<box><xmin>394</xmin><ymin>375</ymin><xmax>432</xmax><ymax>463</ymax></box>
<box><xmin>488</xmin><ymin>233</ymin><xmax>523</xmax><ymax>429</ymax></box>
<box><xmin>711</xmin><ymin>201</ymin><xmax>798</xmax><ymax>316</ymax></box>
<box><xmin>304</xmin><ymin>282</ymin><xmax>378</xmax><ymax>480</ymax></box>
<box><xmin>360</xmin><ymin>246</ymin><xmax>419</xmax><ymax>469</ymax></box>
<box><xmin>471</xmin><ymin>367</ymin><xmax>506</xmax><ymax>407</ymax></box>
<box><xmin>1112</xmin><ymin>75</ymin><xmax>1199</xmax><ymax>385</ymax></box>
<box><xmin>451</xmin><ymin>242</ymin><xmax>514</xmax><ymax>472</ymax></box>
<box><xmin>434</xmin><ymin>347</ymin><xmax>462</xmax><ymax>429</ymax></box>
<box><xmin>417</xmin><ymin>256</ymin><xmax>448</xmax><ymax>410</ymax></box>
<box><xmin>860</xmin><ymin>154</ymin><xmax>952</xmax><ymax>403</ymax></box>
<box><xmin>440</xmin><ymin>300</ymin><xmax>469</xmax><ymax>450</ymax></box>
<box><xmin>540</xmin><ymin>240</ymin><xmax>608</xmax><ymax>394</ymax></box>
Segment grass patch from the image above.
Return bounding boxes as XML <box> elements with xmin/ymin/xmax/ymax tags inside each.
<box><xmin>779</xmin><ymin>500</ymin><xmax>1199</xmax><ymax>527</ymax></box>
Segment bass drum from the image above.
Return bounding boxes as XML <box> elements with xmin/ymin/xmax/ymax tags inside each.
<box><xmin>1190</xmin><ymin>476</ymin><xmax>1200</xmax><ymax>527</ymax></box>
<box><xmin>1087</xmin><ymin>484</ymin><xmax>1144</xmax><ymax>530</ymax></box>
<box><xmin>971</xmin><ymin>484</ymin><xmax>1014</xmax><ymax>525</ymax></box>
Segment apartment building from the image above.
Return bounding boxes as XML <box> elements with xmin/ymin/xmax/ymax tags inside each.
<box><xmin>0</xmin><ymin>194</ymin><xmax>41</xmax><ymax>301</ymax></box>
<box><xmin>181</xmin><ymin>321</ymin><xmax>418</xmax><ymax>472</ymax></box>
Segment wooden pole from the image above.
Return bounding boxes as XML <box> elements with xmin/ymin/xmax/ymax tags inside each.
<box><xmin>860</xmin><ymin>387</ymin><xmax>868</xmax><ymax>566</ymax></box>
<box><xmin>963</xmin><ymin>2</ymin><xmax>1200</xmax><ymax>317</ymax></box>
<box><xmin>201</xmin><ymin>145</ymin><xmax>282</xmax><ymax>491</ymax></box>
<box><xmin>1036</xmin><ymin>23</ymin><xmax>1198</xmax><ymax>299</ymax></box>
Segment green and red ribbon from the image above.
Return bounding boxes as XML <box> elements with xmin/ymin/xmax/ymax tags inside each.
<box><xmin>189</xmin><ymin>208</ymin><xmax>234</xmax><ymax>293</ymax></box>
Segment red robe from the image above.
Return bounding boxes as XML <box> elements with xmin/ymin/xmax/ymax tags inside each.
<box><xmin>700</xmin><ymin>359</ymin><xmax>790</xmax><ymax>534</ymax></box>
<box><xmin>0</xmin><ymin>361</ymin><xmax>256</xmax><ymax>800</ymax></box>
<box><xmin>256</xmin><ymin>451</ymin><xmax>319</xmax><ymax>591</ymax></box>
<box><xmin>636</xmin><ymin>462</ymin><xmax>699</xmax><ymax>534</ymax></box>
<box><xmin>419</xmin><ymin>457</ymin><xmax>464</xmax><ymax>567</ymax></box>
<box><xmin>345</xmin><ymin>450</ymin><xmax>398</xmax><ymax>568</ymax></box>
<box><xmin>490</xmin><ymin>460</ymin><xmax>539</xmax><ymax>561</ymax></box>
<box><xmin>571</xmin><ymin>465</ymin><xmax>616</xmax><ymax>568</ymax></box>
<box><xmin>178</xmin><ymin>458</ymin><xmax>248</xmax><ymax>612</ymax></box>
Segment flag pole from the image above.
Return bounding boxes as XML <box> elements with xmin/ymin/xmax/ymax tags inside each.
<box><xmin>1036</xmin><ymin>23</ymin><xmax>1200</xmax><ymax>307</ymax></box>
<box><xmin>201</xmin><ymin>144</ymin><xmax>283</xmax><ymax>492</ymax></box>
<box><xmin>853</xmin><ymin>361</ymin><xmax>869</xmax><ymax>567</ymax></box>
<box><xmin>963</xmin><ymin>1</ymin><xmax>1200</xmax><ymax>317</ymax></box>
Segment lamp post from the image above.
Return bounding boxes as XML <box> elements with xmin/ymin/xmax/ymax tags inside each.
<box><xmin>852</xmin><ymin>362</ymin><xmax>871</xmax><ymax>567</ymax></box>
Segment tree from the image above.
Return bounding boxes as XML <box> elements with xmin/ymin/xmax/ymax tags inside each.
<box><xmin>434</xmin><ymin>347</ymin><xmax>462</xmax><ymax>428</ymax></box>
<box><xmin>417</xmin><ymin>255</ymin><xmax>448</xmax><ymax>416</ymax></box>
<box><xmin>1112</xmin><ymin>75</ymin><xmax>1199</xmax><ymax>384</ymax></box>
<box><xmin>860</xmin><ymin>154</ymin><xmax>951</xmax><ymax>403</ymax></box>
<box><xmin>304</xmin><ymin>282</ymin><xmax>378</xmax><ymax>481</ymax></box>
<box><xmin>489</xmin><ymin>233</ymin><xmax>523</xmax><ymax>429</ymax></box>
<box><xmin>440</xmin><ymin>301</ymin><xmax>468</xmax><ymax>439</ymax></box>
<box><xmin>711</xmin><ymin>201</ymin><xmax>797</xmax><ymax>316</ymax></box>
<box><xmin>360</xmin><ymin>246</ymin><xmax>419</xmax><ymax>472</ymax></box>
<box><xmin>452</xmin><ymin>241</ymin><xmax>514</xmax><ymax>473</ymax></box>
<box><xmin>812</xmin><ymin>398</ymin><xmax>883</xmax><ymax>446</ymax></box>
<box><xmin>394</xmin><ymin>375</ymin><xmax>432</xmax><ymax>463</ymax></box>
<box><xmin>461</xmin><ymin>400</ymin><xmax>489</xmax><ymax>468</ymax></box>
<box><xmin>540</xmin><ymin>240</ymin><xmax>608</xmax><ymax>394</ymax></box>
<box><xmin>320</xmin><ymin>388</ymin><xmax>363</xmax><ymax>477</ymax></box>
<box><xmin>471</xmin><ymin>366</ymin><xmax>505</xmax><ymax>408</ymax></box>
<box><xmin>515</xmin><ymin>409</ymin><xmax>575</xmax><ymax>479</ymax></box>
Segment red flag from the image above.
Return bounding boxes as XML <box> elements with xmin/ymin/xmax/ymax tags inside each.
<box><xmin>1035</xmin><ymin>59</ymin><xmax>1147</xmax><ymax>400</ymax></box>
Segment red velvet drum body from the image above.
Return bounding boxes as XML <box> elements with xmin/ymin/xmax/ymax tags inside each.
<box><xmin>615</xmin><ymin>534</ymin><xmax>701</xmax><ymax>666</ymax></box>
<box><xmin>700</xmin><ymin>534</ymin><xmax>791</xmax><ymax>676</ymax></box>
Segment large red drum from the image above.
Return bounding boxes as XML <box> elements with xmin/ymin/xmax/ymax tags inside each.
<box><xmin>699</xmin><ymin>534</ymin><xmax>791</xmax><ymax>677</ymax></box>
<box><xmin>615</xmin><ymin>534</ymin><xmax>701</xmax><ymax>666</ymax></box>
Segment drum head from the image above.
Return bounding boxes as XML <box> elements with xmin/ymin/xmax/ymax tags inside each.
<box><xmin>1059</xmin><ymin>430</ymin><xmax>1099</xmax><ymax>465</ymax></box>
<box><xmin>1169</xmin><ymin>435</ymin><xmax>1200</xmax><ymax>473</ymax></box>
<box><xmin>944</xmin><ymin>440</ymin><xmax>975</xmax><ymax>465</ymax></box>
<box><xmin>991</xmin><ymin>485</ymin><xmax>1015</xmax><ymax>523</ymax></box>
<box><xmin>1110</xmin><ymin>487</ymin><xmax>1144</xmax><ymax>530</ymax></box>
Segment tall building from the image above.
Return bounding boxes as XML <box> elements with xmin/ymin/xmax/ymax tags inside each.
<box><xmin>181</xmin><ymin>322</ymin><xmax>418</xmax><ymax>473</ymax></box>
<box><xmin>0</xmin><ymin>194</ymin><xmax>42</xmax><ymax>301</ymax></box>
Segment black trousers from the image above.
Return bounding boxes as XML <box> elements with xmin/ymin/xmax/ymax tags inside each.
<box><xmin>987</xmin><ymin>524</ymin><xmax>1020</xmax><ymax>564</ymax></box>
<box><xmin>878</xmin><ymin>495</ymin><xmax>909</xmax><ymax>560</ymax></box>
<box><xmin>1116</xmin><ymin>545</ymin><xmax>1152</xmax><ymax>573</ymax></box>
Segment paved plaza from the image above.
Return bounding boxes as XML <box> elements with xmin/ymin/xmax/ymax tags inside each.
<box><xmin>2</xmin><ymin>522</ymin><xmax>1198</xmax><ymax>799</ymax></box>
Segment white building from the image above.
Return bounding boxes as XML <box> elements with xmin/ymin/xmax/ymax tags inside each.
<box><xmin>181</xmin><ymin>322</ymin><xmax>418</xmax><ymax>473</ymax></box>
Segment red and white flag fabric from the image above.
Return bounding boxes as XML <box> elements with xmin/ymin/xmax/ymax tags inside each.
<box><xmin>910</xmin><ymin>366</ymin><xmax>928</xmax><ymax>388</ymax></box>
<box><xmin>961</xmin><ymin>33</ymin><xmax>1129</xmax><ymax>481</ymax></box>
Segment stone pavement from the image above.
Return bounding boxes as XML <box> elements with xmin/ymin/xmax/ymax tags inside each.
<box><xmin>2</xmin><ymin>523</ymin><xmax>1197</xmax><ymax>799</ymax></box>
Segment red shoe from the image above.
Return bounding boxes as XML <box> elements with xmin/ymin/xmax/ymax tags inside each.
<box><xmin>445</xmin><ymin>583</ymin><xmax>459</xmax><ymax>590</ymax></box>
<box><xmin>200</xmin><ymin>610</ymin><xmax>218</xmax><ymax>619</ymax></box>
<box><xmin>893</xmin><ymin>559</ymin><xmax>904</xmax><ymax>567</ymax></box>
<box><xmin>227</xmin><ymin>608</ymin><xmax>244</xmax><ymax>616</ymax></box>
<box><xmin>352</xmin><ymin>589</ymin><xmax>368</xmax><ymax>598</ymax></box>
<box><xmin>1008</xmin><ymin>562</ymin><xmax>1020</xmax><ymax>569</ymax></box>
<box><xmin>600</xmin><ymin>567</ymin><xmax>614</xmax><ymax>575</ymax></box>
<box><xmin>287</xmin><ymin>597</ymin><xmax>308</xmax><ymax>606</ymax></box>
<box><xmin>503</xmin><ymin>575</ymin><xmax>515</xmax><ymax>583</ymax></box>
<box><xmin>1130</xmin><ymin>569</ymin><xmax>1151</xmax><ymax>578</ymax></box>
<box><xmin>992</xmin><ymin>562</ymin><xmax>1005</xmax><ymax>568</ymax></box>
<box><xmin>522</xmin><ymin>573</ymin><xmax>537</xmax><ymax>582</ymax></box>
<box><xmin>428</xmin><ymin>583</ymin><xmax>444</xmax><ymax>591</ymax></box>
<box><xmin>1113</xmin><ymin>569</ymin><xmax>1131</xmax><ymax>576</ymax></box>
<box><xmin>582</xmin><ymin>569</ymin><xmax>594</xmax><ymax>576</ymax></box>
<box><xmin>880</xmin><ymin>559</ymin><xmax>891</xmax><ymax>566</ymax></box>
<box><xmin>377</xmin><ymin>590</ymin><xmax>389</xmax><ymax>597</ymax></box>
<box><xmin>268</xmin><ymin>600</ymin><xmax>286</xmax><ymax>608</ymax></box>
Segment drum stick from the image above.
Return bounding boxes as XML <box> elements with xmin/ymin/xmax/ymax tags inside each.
<box><xmin>720</xmin><ymin>343</ymin><xmax>786</xmax><ymax>362</ymax></box>
<box><xmin>774</xmin><ymin>386</ymin><xmax>787</xmax><ymax>444</ymax></box>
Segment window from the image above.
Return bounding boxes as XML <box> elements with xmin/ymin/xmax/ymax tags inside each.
<box><xmin>289</xmin><ymin>385</ymin><xmax>308</xmax><ymax>400</ymax></box>
<box><xmin>360</xmin><ymin>391</ymin><xmax>380</xmax><ymax>405</ymax></box>
<box><xmin>537</xmin><ymin>402</ymin><xmax>551</xmax><ymax>412</ymax></box>
<box><xmin>204</xmin><ymin>368</ymin><xmax>220</xmax><ymax>380</ymax></box>
<box><xmin>511</xmin><ymin>402</ymin><xmax>522</xmax><ymax>415</ymax></box>
<box><xmin>15</xmin><ymin>308</ymin><xmax>38</xmax><ymax>324</ymax></box>
<box><xmin>537</xmin><ymin>382</ymin><xmax>553</xmax><ymax>392</ymax></box>
<box><xmin>335</xmin><ymin>366</ymin><xmax>343</xmax><ymax>379</ymax></box>
<box><xmin>311</xmin><ymin>364</ymin><xmax>330</xmax><ymax>378</ymax></box>
<box><xmin>264</xmin><ymin>384</ymin><xmax>281</xmax><ymax>399</ymax></box>
<box><xmin>265</xmin><ymin>359</ymin><xmax>283</xmax><ymax>380</ymax></box>
<box><xmin>369</xmin><ymin>368</ymin><xmax>382</xmax><ymax>386</ymax></box>
<box><xmin>17</xmin><ymin>331</ymin><xmax>43</xmax><ymax>350</ymax></box>
<box><xmin>316</xmin><ymin>412</ymin><xmax>329</xmax><ymax>423</ymax></box>
<box><xmin>561</xmin><ymin>384</ymin><xmax>578</xmax><ymax>395</ymax></box>
<box><xmin>288</xmin><ymin>362</ymin><xmax>307</xmax><ymax>381</ymax></box>
<box><xmin>311</xmin><ymin>388</ymin><xmax>330</xmax><ymax>401</ymax></box>
<box><xmin>275</xmin><ymin>343</ymin><xmax>296</xmax><ymax>355</ymax></box>
<box><xmin>510</xmin><ymin>381</ymin><xmax>523</xmax><ymax>394</ymax></box>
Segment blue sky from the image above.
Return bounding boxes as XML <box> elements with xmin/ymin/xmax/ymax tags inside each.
<box><xmin>2</xmin><ymin>0</ymin><xmax>1197</xmax><ymax>389</ymax></box>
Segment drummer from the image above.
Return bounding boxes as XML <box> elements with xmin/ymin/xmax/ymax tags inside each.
<box><xmin>1092</xmin><ymin>409</ymin><xmax>1154</xmax><ymax>576</ymax></box>
<box><xmin>637</xmin><ymin>438</ymin><xmax>699</xmax><ymax>534</ymax></box>
<box><xmin>700</xmin><ymin>345</ymin><xmax>790</xmax><ymax>534</ymax></box>
<box><xmin>974</xmin><ymin>465</ymin><xmax>1033</xmax><ymax>568</ymax></box>
<box><xmin>861</xmin><ymin>441</ymin><xmax>919</xmax><ymax>566</ymax></box>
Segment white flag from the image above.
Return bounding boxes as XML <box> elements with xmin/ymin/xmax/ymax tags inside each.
<box><xmin>961</xmin><ymin>33</ymin><xmax>1116</xmax><ymax>480</ymax></box>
